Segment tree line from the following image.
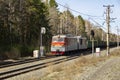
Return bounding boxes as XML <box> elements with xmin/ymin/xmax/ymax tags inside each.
<box><xmin>0</xmin><ymin>0</ymin><xmax>51</xmax><ymax>59</ymax></box>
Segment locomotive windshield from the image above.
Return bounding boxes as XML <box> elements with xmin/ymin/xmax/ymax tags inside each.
<box><xmin>52</xmin><ymin>37</ymin><xmax>64</xmax><ymax>42</ymax></box>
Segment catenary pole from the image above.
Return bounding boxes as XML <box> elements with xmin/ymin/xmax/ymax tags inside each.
<box><xmin>103</xmin><ymin>5</ymin><xmax>114</xmax><ymax>56</ymax></box>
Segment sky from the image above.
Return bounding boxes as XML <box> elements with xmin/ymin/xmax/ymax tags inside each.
<box><xmin>55</xmin><ymin>0</ymin><xmax>120</xmax><ymax>34</ymax></box>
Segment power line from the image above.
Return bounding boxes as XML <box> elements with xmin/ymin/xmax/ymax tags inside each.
<box><xmin>57</xmin><ymin>2</ymin><xmax>103</xmax><ymax>18</ymax></box>
<box><xmin>89</xmin><ymin>17</ymin><xmax>106</xmax><ymax>30</ymax></box>
<box><xmin>57</xmin><ymin>2</ymin><xmax>108</xmax><ymax>35</ymax></box>
<box><xmin>116</xmin><ymin>26</ymin><xmax>119</xmax><ymax>47</ymax></box>
<box><xmin>57</xmin><ymin>2</ymin><xmax>106</xmax><ymax>29</ymax></box>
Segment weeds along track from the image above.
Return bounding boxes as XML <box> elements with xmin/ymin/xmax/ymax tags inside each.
<box><xmin>0</xmin><ymin>54</ymin><xmax>80</xmax><ymax>80</ymax></box>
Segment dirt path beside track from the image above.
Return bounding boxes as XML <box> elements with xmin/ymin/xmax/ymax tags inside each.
<box><xmin>77</xmin><ymin>57</ymin><xmax>120</xmax><ymax>80</ymax></box>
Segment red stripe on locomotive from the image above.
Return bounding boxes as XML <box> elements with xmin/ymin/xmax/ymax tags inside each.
<box><xmin>51</xmin><ymin>42</ymin><xmax>66</xmax><ymax>46</ymax></box>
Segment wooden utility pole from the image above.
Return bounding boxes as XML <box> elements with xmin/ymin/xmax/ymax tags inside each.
<box><xmin>116</xmin><ymin>26</ymin><xmax>119</xmax><ymax>47</ymax></box>
<box><xmin>103</xmin><ymin>5</ymin><xmax>114</xmax><ymax>56</ymax></box>
<box><xmin>92</xmin><ymin>37</ymin><xmax>94</xmax><ymax>56</ymax></box>
<box><xmin>76</xmin><ymin>17</ymin><xmax>79</xmax><ymax>36</ymax></box>
<box><xmin>65</xmin><ymin>7</ymin><xmax>68</xmax><ymax>34</ymax></box>
<box><xmin>91</xmin><ymin>30</ymin><xmax>95</xmax><ymax>56</ymax></box>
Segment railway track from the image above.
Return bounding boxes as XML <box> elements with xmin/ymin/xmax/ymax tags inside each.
<box><xmin>0</xmin><ymin>44</ymin><xmax>110</xmax><ymax>69</ymax></box>
<box><xmin>0</xmin><ymin>55</ymin><xmax>57</xmax><ymax>68</ymax></box>
<box><xmin>0</xmin><ymin>54</ymin><xmax>80</xmax><ymax>80</ymax></box>
<box><xmin>0</xmin><ymin>48</ymin><xmax>91</xmax><ymax>69</ymax></box>
<box><xmin>0</xmin><ymin>46</ymin><xmax>114</xmax><ymax>80</ymax></box>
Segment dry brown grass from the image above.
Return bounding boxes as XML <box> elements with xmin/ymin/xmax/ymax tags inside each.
<box><xmin>40</xmin><ymin>56</ymin><xmax>108</xmax><ymax>80</ymax></box>
<box><xmin>110</xmin><ymin>48</ymin><xmax>120</xmax><ymax>57</ymax></box>
<box><xmin>38</xmin><ymin>48</ymin><xmax>120</xmax><ymax>80</ymax></box>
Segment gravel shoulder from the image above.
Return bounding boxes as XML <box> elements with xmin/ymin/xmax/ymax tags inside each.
<box><xmin>76</xmin><ymin>57</ymin><xmax>120</xmax><ymax>80</ymax></box>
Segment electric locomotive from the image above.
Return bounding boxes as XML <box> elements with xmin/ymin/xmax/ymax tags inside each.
<box><xmin>51</xmin><ymin>34</ymin><xmax>87</xmax><ymax>55</ymax></box>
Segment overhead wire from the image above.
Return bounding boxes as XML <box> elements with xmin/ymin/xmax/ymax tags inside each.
<box><xmin>57</xmin><ymin>2</ymin><xmax>103</xmax><ymax>18</ymax></box>
<box><xmin>89</xmin><ymin>17</ymin><xmax>106</xmax><ymax>30</ymax></box>
<box><xmin>95</xmin><ymin>0</ymin><xmax>120</xmax><ymax>33</ymax></box>
<box><xmin>57</xmin><ymin>2</ymin><xmax>106</xmax><ymax>32</ymax></box>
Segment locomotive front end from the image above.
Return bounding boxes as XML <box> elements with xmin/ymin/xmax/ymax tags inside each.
<box><xmin>51</xmin><ymin>35</ymin><xmax>66</xmax><ymax>55</ymax></box>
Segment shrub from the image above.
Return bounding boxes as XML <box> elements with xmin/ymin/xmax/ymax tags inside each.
<box><xmin>5</xmin><ymin>46</ymin><xmax>21</xmax><ymax>59</ymax></box>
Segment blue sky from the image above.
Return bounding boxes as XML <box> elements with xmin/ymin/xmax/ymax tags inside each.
<box><xmin>56</xmin><ymin>0</ymin><xmax>120</xmax><ymax>34</ymax></box>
